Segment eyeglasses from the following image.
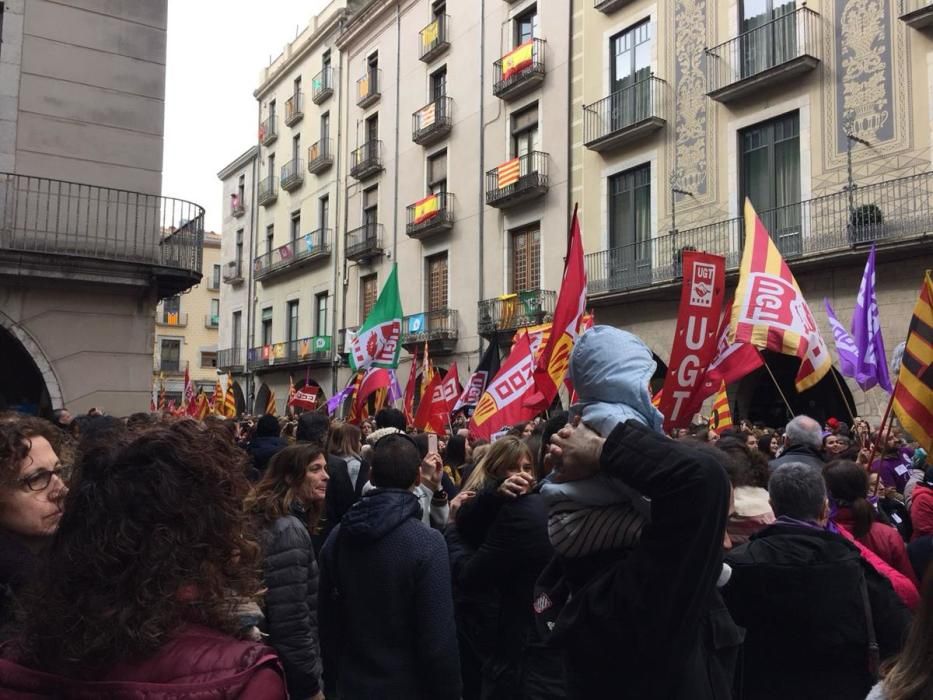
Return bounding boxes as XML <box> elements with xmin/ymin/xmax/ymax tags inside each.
<box><xmin>16</xmin><ymin>465</ymin><xmax>72</xmax><ymax>492</ymax></box>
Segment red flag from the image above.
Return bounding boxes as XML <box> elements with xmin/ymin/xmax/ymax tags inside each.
<box><xmin>698</xmin><ymin>298</ymin><xmax>764</xmax><ymax>399</ymax></box>
<box><xmin>404</xmin><ymin>345</ymin><xmax>419</xmax><ymax>425</ymax></box>
<box><xmin>526</xmin><ymin>207</ymin><xmax>587</xmax><ymax>411</ymax></box>
<box><xmin>413</xmin><ymin>372</ymin><xmax>445</xmax><ymax>433</ymax></box>
<box><xmin>346</xmin><ymin>371</ymin><xmax>367</xmax><ymax>424</ymax></box>
<box><xmin>658</xmin><ymin>252</ymin><xmax>726</xmax><ymax>431</ymax></box>
<box><xmin>441</xmin><ymin>362</ymin><xmax>462</xmax><ymax>413</ymax></box>
<box><xmin>566</xmin><ymin>312</ymin><xmax>594</xmax><ymax>404</ymax></box>
<box><xmin>288</xmin><ymin>375</ymin><xmax>297</xmax><ymax>404</ymax></box>
<box><xmin>469</xmin><ymin>332</ymin><xmax>536</xmax><ymax>440</ymax></box>
<box><xmin>183</xmin><ymin>364</ymin><xmax>196</xmax><ymax>415</ymax></box>
<box><xmin>289</xmin><ymin>385</ymin><xmax>319</xmax><ymax>411</ymax></box>
<box><xmin>354</xmin><ymin>368</ymin><xmax>392</xmax><ymax>418</ymax></box>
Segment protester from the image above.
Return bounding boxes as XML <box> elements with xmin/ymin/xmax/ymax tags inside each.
<box><xmin>722</xmin><ymin>462</ymin><xmax>910</xmax><ymax>699</ymax></box>
<box><xmin>903</xmin><ymin>448</ymin><xmax>928</xmax><ymax>508</ymax></box>
<box><xmin>543</xmin><ymin>417</ymin><xmax>742</xmax><ymax>699</ymax></box>
<box><xmin>248</xmin><ymin>414</ymin><xmax>288</xmax><ymax>475</ymax></box>
<box><xmin>716</xmin><ymin>436</ymin><xmax>774</xmax><ymax>546</ymax></box>
<box><xmin>326</xmin><ymin>421</ymin><xmax>369</xmax><ymax>521</ymax></box>
<box><xmin>245</xmin><ymin>444</ymin><xmax>328</xmax><ymax>700</ymax></box>
<box><xmin>768</xmin><ymin>415</ymin><xmax>825</xmax><ymax>471</ymax></box>
<box><xmin>296</xmin><ymin>411</ymin><xmax>353</xmax><ymax>542</ymax></box>
<box><xmin>0</xmin><ymin>421</ymin><xmax>286</xmax><ymax>697</ymax></box>
<box><xmin>50</xmin><ymin>408</ymin><xmax>72</xmax><ymax>434</ymax></box>
<box><xmin>909</xmin><ymin>467</ymin><xmax>933</xmax><ymax>542</ymax></box>
<box><xmin>0</xmin><ymin>417</ymin><xmax>67</xmax><ymax>636</ymax></box>
<box><xmin>872</xmin><ymin>431</ymin><xmax>914</xmax><ymax>494</ymax></box>
<box><xmin>757</xmin><ymin>432</ymin><xmax>779</xmax><ymax>459</ymax></box>
<box><xmin>444</xmin><ymin>434</ymin><xmax>468</xmax><ymax>487</ymax></box>
<box><xmin>319</xmin><ymin>433</ymin><xmax>460</xmax><ymax>700</ymax></box>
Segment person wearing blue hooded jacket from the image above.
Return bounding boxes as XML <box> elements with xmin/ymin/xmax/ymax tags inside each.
<box><xmin>318</xmin><ymin>432</ymin><xmax>460</xmax><ymax>700</ymax></box>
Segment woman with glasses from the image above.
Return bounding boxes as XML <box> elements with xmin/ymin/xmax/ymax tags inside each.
<box><xmin>0</xmin><ymin>416</ymin><xmax>68</xmax><ymax>635</ymax></box>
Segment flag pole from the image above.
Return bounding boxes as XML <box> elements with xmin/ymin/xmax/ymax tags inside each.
<box><xmin>868</xmin><ymin>383</ymin><xmax>898</xmax><ymax>496</ymax></box>
<box><xmin>762</xmin><ymin>359</ymin><xmax>795</xmax><ymax>418</ymax></box>
<box><xmin>830</xmin><ymin>370</ymin><xmax>857</xmax><ymax>424</ymax></box>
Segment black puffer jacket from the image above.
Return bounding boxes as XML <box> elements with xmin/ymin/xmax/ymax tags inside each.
<box><xmin>259</xmin><ymin>503</ymin><xmax>322</xmax><ymax>698</ymax></box>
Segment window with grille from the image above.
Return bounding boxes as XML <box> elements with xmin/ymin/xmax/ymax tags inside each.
<box><xmin>428</xmin><ymin>150</ymin><xmax>447</xmax><ymax>195</ymax></box>
<box><xmin>360</xmin><ymin>274</ymin><xmax>378</xmax><ymax>321</ymax></box>
<box><xmin>200</xmin><ymin>351</ymin><xmax>217</xmax><ymax>369</ymax></box>
<box><xmin>426</xmin><ymin>253</ymin><xmax>449</xmax><ymax>312</ymax></box>
<box><xmin>510</xmin><ymin>226</ymin><xmax>541</xmax><ymax>292</ymax></box>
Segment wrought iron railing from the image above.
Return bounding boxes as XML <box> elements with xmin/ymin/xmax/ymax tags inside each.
<box><xmin>312</xmin><ymin>67</ymin><xmax>335</xmax><ymax>104</ymax></box>
<box><xmin>259</xmin><ymin>114</ymin><xmax>277</xmax><ymax>145</ymax></box>
<box><xmin>307</xmin><ymin>139</ymin><xmax>334</xmax><ymax>173</ymax></box>
<box><xmin>257</xmin><ymin>174</ymin><xmax>278</xmax><ymax>206</ymax></box>
<box><xmin>247</xmin><ymin>336</ymin><xmax>332</xmax><ymax>370</ymax></box>
<box><xmin>284</xmin><ymin>92</ymin><xmax>304</xmax><ymax>126</ymax></box>
<box><xmin>478</xmin><ymin>289</ymin><xmax>557</xmax><ymax>335</ymax></box>
<box><xmin>419</xmin><ymin>14</ymin><xmax>450</xmax><ymax>62</ymax></box>
<box><xmin>223</xmin><ymin>260</ymin><xmax>243</xmax><ymax>283</ymax></box>
<box><xmin>0</xmin><ymin>173</ymin><xmax>204</xmax><ymax>280</ymax></box>
<box><xmin>280</xmin><ymin>159</ymin><xmax>305</xmax><ymax>190</ymax></box>
<box><xmin>485</xmin><ymin>151</ymin><xmax>549</xmax><ymax>206</ymax></box>
<box><xmin>253</xmin><ymin>229</ymin><xmax>331</xmax><ymax>279</ymax></box>
<box><xmin>217</xmin><ymin>347</ymin><xmax>244</xmax><ymax>372</ymax></box>
<box><xmin>586</xmin><ymin>170</ymin><xmax>933</xmax><ymax>296</ymax></box>
<box><xmin>412</xmin><ymin>96</ymin><xmax>453</xmax><ymax>144</ymax></box>
<box><xmin>402</xmin><ymin>308</ymin><xmax>459</xmax><ymax>343</ymax></box>
<box><xmin>350</xmin><ymin>141</ymin><xmax>384</xmax><ymax>180</ymax></box>
<box><xmin>230</xmin><ymin>197</ymin><xmax>245</xmax><ymax>218</ymax></box>
<box><xmin>406</xmin><ymin>192</ymin><xmax>455</xmax><ymax>236</ymax></box>
<box><xmin>346</xmin><ymin>223</ymin><xmax>383</xmax><ymax>260</ymax></box>
<box><xmin>157</xmin><ymin>311</ymin><xmax>188</xmax><ymax>327</ymax></box>
<box><xmin>705</xmin><ymin>6</ymin><xmax>820</xmax><ymax>95</ymax></box>
<box><xmin>356</xmin><ymin>68</ymin><xmax>382</xmax><ymax>107</ymax></box>
<box><xmin>493</xmin><ymin>38</ymin><xmax>546</xmax><ymax>98</ymax></box>
<box><xmin>583</xmin><ymin>77</ymin><xmax>668</xmax><ymax>146</ymax></box>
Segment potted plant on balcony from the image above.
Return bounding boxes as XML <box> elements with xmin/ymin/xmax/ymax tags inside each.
<box><xmin>849</xmin><ymin>203</ymin><xmax>883</xmax><ymax>246</ymax></box>
<box><xmin>673</xmin><ymin>245</ymin><xmax>697</xmax><ymax>278</ymax></box>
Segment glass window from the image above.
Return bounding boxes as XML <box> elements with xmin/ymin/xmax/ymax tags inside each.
<box><xmin>261</xmin><ymin>307</ymin><xmax>273</xmax><ymax>345</ymax></box>
<box><xmin>363</xmin><ymin>186</ymin><xmax>378</xmax><ymax>231</ymax></box>
<box><xmin>267</xmin><ymin>153</ymin><xmax>275</xmax><ymax>179</ymax></box>
<box><xmin>287</xmin><ymin>300</ymin><xmax>299</xmax><ymax>344</ymax></box>
<box><xmin>608</xmin><ymin>164</ymin><xmax>652</xmax><ymax>276</ymax></box>
<box><xmin>432</xmin><ymin>0</ymin><xmax>445</xmax><ymax>19</ymax></box>
<box><xmin>365</xmin><ymin>114</ymin><xmax>378</xmax><ymax>145</ymax></box>
<box><xmin>511</xmin><ymin>103</ymin><xmax>539</xmax><ymax>159</ymax></box>
<box><xmin>293</xmin><ymin>75</ymin><xmax>301</xmax><ymax>97</ymax></box>
<box><xmin>426</xmin><ymin>253</ymin><xmax>448</xmax><ymax>312</ymax></box>
<box><xmin>360</xmin><ymin>274</ymin><xmax>378</xmax><ymax>321</ymax></box>
<box><xmin>160</xmin><ymin>339</ymin><xmax>181</xmax><ymax>372</ymax></box>
<box><xmin>319</xmin><ymin>195</ymin><xmax>330</xmax><ymax>230</ymax></box>
<box><xmin>291</xmin><ymin>210</ymin><xmax>301</xmax><ymax>242</ymax></box>
<box><xmin>316</xmin><ymin>293</ymin><xmax>329</xmax><ymax>337</ymax></box>
<box><xmin>268</xmin><ymin>99</ymin><xmax>276</xmax><ymax>119</ymax></box>
<box><xmin>514</xmin><ymin>5</ymin><xmax>538</xmax><ymax>46</ymax></box>
<box><xmin>211</xmin><ymin>264</ymin><xmax>221</xmax><ymax>289</ymax></box>
<box><xmin>164</xmin><ymin>295</ymin><xmax>180</xmax><ymax>315</ymax></box>
<box><xmin>323</xmin><ymin>49</ymin><xmax>331</xmax><ymax>70</ymax></box>
<box><xmin>428</xmin><ymin>150</ymin><xmax>447</xmax><ymax>193</ymax></box>
<box><xmin>232</xmin><ymin>311</ymin><xmax>242</xmax><ymax>348</ymax></box>
<box><xmin>235</xmin><ymin>229</ymin><xmax>244</xmax><ymax>267</ymax></box>
<box><xmin>740</xmin><ymin>0</ymin><xmax>797</xmax><ymax>77</ymax></box>
<box><xmin>321</xmin><ymin>112</ymin><xmax>330</xmax><ymax>142</ymax></box>
<box><xmin>292</xmin><ymin>133</ymin><xmax>300</xmax><ymax>161</ymax></box>
<box><xmin>610</xmin><ymin>21</ymin><xmax>652</xmax><ymax>127</ymax></box>
<box><xmin>266</xmin><ymin>225</ymin><xmax>274</xmax><ymax>253</ymax></box>
<box><xmin>200</xmin><ymin>351</ymin><xmax>217</xmax><ymax>369</ymax></box>
<box><xmin>510</xmin><ymin>226</ymin><xmax>540</xmax><ymax>292</ymax></box>
<box><xmin>210</xmin><ymin>299</ymin><xmax>220</xmax><ymax>321</ymax></box>
<box><xmin>430</xmin><ymin>66</ymin><xmax>447</xmax><ymax>100</ymax></box>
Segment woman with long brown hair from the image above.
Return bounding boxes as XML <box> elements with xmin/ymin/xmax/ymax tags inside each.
<box><xmin>245</xmin><ymin>444</ymin><xmax>329</xmax><ymax>700</ymax></box>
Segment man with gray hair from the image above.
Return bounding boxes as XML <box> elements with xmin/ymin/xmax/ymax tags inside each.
<box><xmin>722</xmin><ymin>462</ymin><xmax>909</xmax><ymax>700</ymax></box>
<box><xmin>769</xmin><ymin>415</ymin><xmax>825</xmax><ymax>472</ymax></box>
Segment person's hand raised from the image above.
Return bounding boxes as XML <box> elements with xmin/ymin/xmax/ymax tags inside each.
<box><xmin>497</xmin><ymin>472</ymin><xmax>535</xmax><ymax>498</ymax></box>
<box><xmin>549</xmin><ymin>421</ymin><xmax>605</xmax><ymax>483</ymax></box>
<box><xmin>420</xmin><ymin>452</ymin><xmax>444</xmax><ymax>491</ymax></box>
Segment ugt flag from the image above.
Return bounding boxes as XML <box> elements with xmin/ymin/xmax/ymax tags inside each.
<box><xmin>349</xmin><ymin>263</ymin><xmax>403</xmax><ymax>371</ymax></box>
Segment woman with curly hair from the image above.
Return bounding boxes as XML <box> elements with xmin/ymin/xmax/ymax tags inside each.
<box><xmin>245</xmin><ymin>444</ymin><xmax>329</xmax><ymax>700</ymax></box>
<box><xmin>0</xmin><ymin>421</ymin><xmax>286</xmax><ymax>698</ymax></box>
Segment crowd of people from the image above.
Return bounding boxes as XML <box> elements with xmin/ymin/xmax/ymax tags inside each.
<box><xmin>0</xmin><ymin>327</ymin><xmax>931</xmax><ymax>699</ymax></box>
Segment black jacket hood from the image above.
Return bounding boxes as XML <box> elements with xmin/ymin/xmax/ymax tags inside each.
<box><xmin>340</xmin><ymin>488</ymin><xmax>422</xmax><ymax>542</ymax></box>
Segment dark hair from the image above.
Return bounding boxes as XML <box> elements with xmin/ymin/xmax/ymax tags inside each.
<box><xmin>296</xmin><ymin>412</ymin><xmax>330</xmax><ymax>446</ymax></box>
<box><xmin>0</xmin><ymin>416</ymin><xmax>61</xmax><ymax>485</ymax></box>
<box><xmin>445</xmin><ymin>435</ymin><xmax>467</xmax><ymax>468</ymax></box>
<box><xmin>256</xmin><ymin>413</ymin><xmax>280</xmax><ymax>438</ymax></box>
<box><xmin>716</xmin><ymin>437</ymin><xmax>771</xmax><ymax>489</ymax></box>
<box><xmin>823</xmin><ymin>459</ymin><xmax>875</xmax><ymax>539</ymax></box>
<box><xmin>17</xmin><ymin>421</ymin><xmax>260</xmax><ymax>676</ymax></box>
<box><xmin>125</xmin><ymin>412</ymin><xmax>157</xmax><ymax>433</ymax></box>
<box><xmin>203</xmin><ymin>415</ymin><xmax>238</xmax><ymax>444</ymax></box>
<box><xmin>245</xmin><ymin>443</ymin><xmax>326</xmax><ymax>531</ymax></box>
<box><xmin>411</xmin><ymin>432</ymin><xmax>429</xmax><ymax>459</ymax></box>
<box><xmin>76</xmin><ymin>415</ymin><xmax>125</xmax><ymax>446</ymax></box>
<box><xmin>371</xmin><ymin>434</ymin><xmax>420</xmax><ymax>489</ymax></box>
<box><xmin>757</xmin><ymin>433</ymin><xmax>776</xmax><ymax>457</ymax></box>
<box><xmin>375</xmin><ymin>407</ymin><xmax>407</xmax><ymax>431</ymax></box>
<box><xmin>769</xmin><ymin>462</ymin><xmax>826</xmax><ymax>521</ymax></box>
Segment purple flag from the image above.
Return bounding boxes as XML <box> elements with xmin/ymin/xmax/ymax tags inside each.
<box><xmin>824</xmin><ymin>299</ymin><xmax>858</xmax><ymax>378</ymax></box>
<box><xmin>326</xmin><ymin>382</ymin><xmax>356</xmax><ymax>415</ymax></box>
<box><xmin>851</xmin><ymin>246</ymin><xmax>893</xmax><ymax>393</ymax></box>
<box><xmin>387</xmin><ymin>369</ymin><xmax>403</xmax><ymax>405</ymax></box>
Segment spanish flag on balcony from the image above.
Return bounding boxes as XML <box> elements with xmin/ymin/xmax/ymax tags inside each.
<box><xmin>496</xmin><ymin>158</ymin><xmax>521</xmax><ymax>189</ymax></box>
<box><xmin>413</xmin><ymin>194</ymin><xmax>440</xmax><ymax>224</ymax></box>
<box><xmin>893</xmin><ymin>270</ymin><xmax>933</xmax><ymax>462</ymax></box>
<box><xmin>501</xmin><ymin>40</ymin><xmax>534</xmax><ymax>80</ymax></box>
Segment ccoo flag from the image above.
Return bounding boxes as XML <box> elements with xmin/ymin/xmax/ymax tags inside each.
<box><xmin>469</xmin><ymin>332</ymin><xmax>536</xmax><ymax>440</ymax></box>
<box><xmin>892</xmin><ymin>271</ymin><xmax>933</xmax><ymax>461</ymax></box>
<box><xmin>730</xmin><ymin>199</ymin><xmax>831</xmax><ymax>392</ymax></box>
<box><xmin>349</xmin><ymin>264</ymin><xmax>404</xmax><ymax>371</ymax></box>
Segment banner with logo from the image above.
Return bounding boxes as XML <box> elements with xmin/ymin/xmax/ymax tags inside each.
<box><xmin>469</xmin><ymin>332</ymin><xmax>536</xmax><ymax>440</ymax></box>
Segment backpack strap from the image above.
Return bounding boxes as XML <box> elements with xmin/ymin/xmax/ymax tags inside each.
<box><xmin>858</xmin><ymin>569</ymin><xmax>881</xmax><ymax>681</ymax></box>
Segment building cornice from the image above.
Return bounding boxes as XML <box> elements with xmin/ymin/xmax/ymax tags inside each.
<box><xmin>336</xmin><ymin>0</ymin><xmax>408</xmax><ymax>50</ymax></box>
<box><xmin>217</xmin><ymin>146</ymin><xmax>258</xmax><ymax>181</ymax></box>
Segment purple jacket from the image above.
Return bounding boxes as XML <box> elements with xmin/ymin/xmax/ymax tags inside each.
<box><xmin>872</xmin><ymin>447</ymin><xmax>915</xmax><ymax>494</ymax></box>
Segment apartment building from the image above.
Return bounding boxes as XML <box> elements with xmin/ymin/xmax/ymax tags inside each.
<box><xmin>0</xmin><ymin>0</ymin><xmax>203</xmax><ymax>416</ymax></box>
<box><xmin>334</xmin><ymin>0</ymin><xmax>571</xmax><ymax>393</ymax></box>
<box><xmin>153</xmin><ymin>232</ymin><xmax>222</xmax><ymax>403</ymax></box>
<box><xmin>571</xmin><ymin>0</ymin><xmax>933</xmax><ymax>425</ymax></box>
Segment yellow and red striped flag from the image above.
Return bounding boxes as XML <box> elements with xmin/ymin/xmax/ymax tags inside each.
<box><xmin>892</xmin><ymin>271</ymin><xmax>933</xmax><ymax>461</ymax></box>
<box><xmin>413</xmin><ymin>194</ymin><xmax>439</xmax><ymax>224</ymax></box>
<box><xmin>500</xmin><ymin>41</ymin><xmax>534</xmax><ymax>79</ymax></box>
<box><xmin>709</xmin><ymin>381</ymin><xmax>733</xmax><ymax>431</ymax></box>
<box><xmin>223</xmin><ymin>374</ymin><xmax>237</xmax><ymax>418</ymax></box>
<box><xmin>265</xmin><ymin>389</ymin><xmax>277</xmax><ymax>417</ymax></box>
<box><xmin>496</xmin><ymin>158</ymin><xmax>521</xmax><ymax>189</ymax></box>
<box><xmin>730</xmin><ymin>199</ymin><xmax>831</xmax><ymax>392</ymax></box>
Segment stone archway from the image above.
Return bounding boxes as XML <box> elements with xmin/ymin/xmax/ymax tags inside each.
<box><xmin>254</xmin><ymin>383</ymin><xmax>271</xmax><ymax>416</ymax></box>
<box><xmin>0</xmin><ymin>310</ymin><xmax>64</xmax><ymax>414</ymax></box>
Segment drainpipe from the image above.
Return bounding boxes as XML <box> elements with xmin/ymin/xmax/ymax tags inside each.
<box><xmin>391</xmin><ymin>0</ymin><xmax>402</xmax><ymax>260</ymax></box>
<box><xmin>477</xmin><ymin>0</ymin><xmax>487</xmax><ymax>361</ymax></box>
<box><xmin>566</xmin><ymin>0</ymin><xmax>573</xmax><ymax>233</ymax></box>
<box><xmin>246</xmin><ymin>100</ymin><xmax>262</xmax><ymax>412</ymax></box>
<box><xmin>331</xmin><ymin>13</ymin><xmax>348</xmax><ymax>397</ymax></box>
<box><xmin>339</xmin><ymin>33</ymin><xmax>353</xmax><ymax>384</ymax></box>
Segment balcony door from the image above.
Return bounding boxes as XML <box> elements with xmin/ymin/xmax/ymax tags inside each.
<box><xmin>364</xmin><ymin>115</ymin><xmax>378</xmax><ymax>162</ymax></box>
<box><xmin>360</xmin><ymin>274</ymin><xmax>378</xmax><ymax>322</ymax></box>
<box><xmin>610</xmin><ymin>20</ymin><xmax>651</xmax><ymax>130</ymax></box>
<box><xmin>510</xmin><ymin>226</ymin><xmax>540</xmax><ymax>293</ymax></box>
<box><xmin>426</xmin><ymin>252</ymin><xmax>448</xmax><ymax>332</ymax></box>
<box><xmin>741</xmin><ymin>0</ymin><xmax>797</xmax><ymax>79</ymax></box>
<box><xmin>232</xmin><ymin>311</ymin><xmax>242</xmax><ymax>350</ymax></box>
<box><xmin>740</xmin><ymin>111</ymin><xmax>801</xmax><ymax>256</ymax></box>
<box><xmin>608</xmin><ymin>164</ymin><xmax>651</xmax><ymax>286</ymax></box>
<box><xmin>362</xmin><ymin>186</ymin><xmax>378</xmax><ymax>242</ymax></box>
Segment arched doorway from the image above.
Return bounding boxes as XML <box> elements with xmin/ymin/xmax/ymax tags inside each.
<box><xmin>232</xmin><ymin>380</ymin><xmax>247</xmax><ymax>416</ymax></box>
<box><xmin>254</xmin><ymin>382</ymin><xmax>271</xmax><ymax>416</ymax></box>
<box><xmin>650</xmin><ymin>353</ymin><xmax>668</xmax><ymax>396</ymax></box>
<box><xmin>289</xmin><ymin>378</ymin><xmax>327</xmax><ymax>415</ymax></box>
<box><xmin>734</xmin><ymin>351</ymin><xmax>856</xmax><ymax>428</ymax></box>
<box><xmin>0</xmin><ymin>327</ymin><xmax>53</xmax><ymax>416</ymax></box>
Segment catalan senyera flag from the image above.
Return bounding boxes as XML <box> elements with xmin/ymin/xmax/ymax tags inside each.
<box><xmin>223</xmin><ymin>374</ymin><xmax>237</xmax><ymax>418</ymax></box>
<box><xmin>709</xmin><ymin>381</ymin><xmax>733</xmax><ymax>431</ymax></box>
<box><xmin>413</xmin><ymin>194</ymin><xmax>440</xmax><ymax>224</ymax></box>
<box><xmin>496</xmin><ymin>158</ymin><xmax>521</xmax><ymax>189</ymax></box>
<box><xmin>500</xmin><ymin>40</ymin><xmax>534</xmax><ymax>80</ymax></box>
<box><xmin>194</xmin><ymin>390</ymin><xmax>210</xmax><ymax>421</ymax></box>
<box><xmin>730</xmin><ymin>199</ymin><xmax>832</xmax><ymax>392</ymax></box>
<box><xmin>265</xmin><ymin>389</ymin><xmax>277</xmax><ymax>417</ymax></box>
<box><xmin>212</xmin><ymin>378</ymin><xmax>224</xmax><ymax>415</ymax></box>
<box><xmin>418</xmin><ymin>102</ymin><xmax>436</xmax><ymax>129</ymax></box>
<box><xmin>526</xmin><ymin>208</ymin><xmax>587</xmax><ymax>412</ymax></box>
<box><xmin>892</xmin><ymin>271</ymin><xmax>933</xmax><ymax>461</ymax></box>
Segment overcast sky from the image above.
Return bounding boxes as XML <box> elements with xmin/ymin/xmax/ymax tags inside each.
<box><xmin>163</xmin><ymin>0</ymin><xmax>329</xmax><ymax>233</ymax></box>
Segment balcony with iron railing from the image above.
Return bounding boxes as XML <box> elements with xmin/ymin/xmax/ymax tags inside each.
<box><xmin>356</xmin><ymin>69</ymin><xmax>382</xmax><ymax>108</ymax></box>
<box><xmin>280</xmin><ymin>159</ymin><xmax>305</xmax><ymax>192</ymax></box>
<box><xmin>247</xmin><ymin>335</ymin><xmax>333</xmax><ymax>372</ymax></box>
<box><xmin>594</xmin><ymin>0</ymin><xmax>635</xmax><ymax>13</ymax></box>
<box><xmin>493</xmin><ymin>38</ymin><xmax>546</xmax><ymax>101</ymax></box>
<box><xmin>585</xmin><ymin>170</ymin><xmax>933</xmax><ymax>299</ymax></box>
<box><xmin>350</xmin><ymin>141</ymin><xmax>384</xmax><ymax>180</ymax></box>
<box><xmin>406</xmin><ymin>192</ymin><xmax>455</xmax><ymax>240</ymax></box>
<box><xmin>259</xmin><ymin>115</ymin><xmax>277</xmax><ymax>145</ymax></box>
<box><xmin>257</xmin><ymin>174</ymin><xmax>278</xmax><ymax>206</ymax></box>
<box><xmin>217</xmin><ymin>347</ymin><xmax>245</xmax><ymax>373</ymax></box>
<box><xmin>900</xmin><ymin>0</ymin><xmax>933</xmax><ymax>27</ymax></box>
<box><xmin>223</xmin><ymin>260</ymin><xmax>244</xmax><ymax>285</ymax></box>
<box><xmin>284</xmin><ymin>92</ymin><xmax>304</xmax><ymax>126</ymax></box>
<box><xmin>254</xmin><ymin>229</ymin><xmax>331</xmax><ymax>282</ymax></box>
<box><xmin>412</xmin><ymin>96</ymin><xmax>453</xmax><ymax>146</ymax></box>
<box><xmin>204</xmin><ymin>314</ymin><xmax>219</xmax><ymax>329</ymax></box>
<box><xmin>705</xmin><ymin>6</ymin><xmax>821</xmax><ymax>103</ymax></box>
<box><xmin>307</xmin><ymin>139</ymin><xmax>334</xmax><ymax>174</ymax></box>
<box><xmin>419</xmin><ymin>14</ymin><xmax>450</xmax><ymax>62</ymax></box>
<box><xmin>0</xmin><ymin>173</ymin><xmax>204</xmax><ymax>298</ymax></box>
<box><xmin>478</xmin><ymin>289</ymin><xmax>557</xmax><ymax>339</ymax></box>
<box><xmin>312</xmin><ymin>66</ymin><xmax>335</xmax><ymax>104</ymax></box>
<box><xmin>230</xmin><ymin>195</ymin><xmax>245</xmax><ymax>218</ymax></box>
<box><xmin>157</xmin><ymin>358</ymin><xmax>182</xmax><ymax>374</ymax></box>
<box><xmin>157</xmin><ymin>311</ymin><xmax>188</xmax><ymax>327</ymax></box>
<box><xmin>584</xmin><ymin>77</ymin><xmax>668</xmax><ymax>153</ymax></box>
<box><xmin>345</xmin><ymin>223</ymin><xmax>383</xmax><ymax>263</ymax></box>
<box><xmin>486</xmin><ymin>151</ymin><xmax>549</xmax><ymax>208</ymax></box>
<box><xmin>401</xmin><ymin>308</ymin><xmax>459</xmax><ymax>353</ymax></box>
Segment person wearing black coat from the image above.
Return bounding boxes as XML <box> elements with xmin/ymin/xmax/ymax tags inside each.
<box><xmin>248</xmin><ymin>413</ymin><xmax>288</xmax><ymax>476</ymax></box>
<box><xmin>543</xmin><ymin>419</ymin><xmax>743</xmax><ymax>700</ymax></box>
<box><xmin>245</xmin><ymin>443</ymin><xmax>329</xmax><ymax>700</ymax></box>
<box><xmin>319</xmin><ymin>434</ymin><xmax>461</xmax><ymax>700</ymax></box>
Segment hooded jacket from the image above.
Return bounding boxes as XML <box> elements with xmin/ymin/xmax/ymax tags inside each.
<box><xmin>768</xmin><ymin>443</ymin><xmax>825</xmax><ymax>472</ymax></box>
<box><xmin>910</xmin><ymin>482</ymin><xmax>933</xmax><ymax>541</ymax></box>
<box><xmin>319</xmin><ymin>488</ymin><xmax>460</xmax><ymax>700</ymax></box>
<box><xmin>248</xmin><ymin>435</ymin><xmax>288</xmax><ymax>474</ymax></box>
